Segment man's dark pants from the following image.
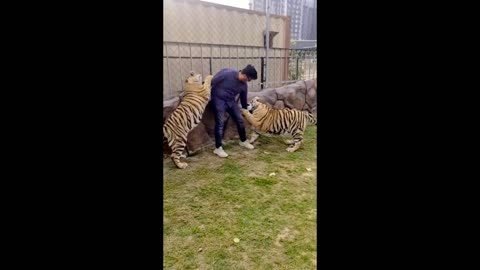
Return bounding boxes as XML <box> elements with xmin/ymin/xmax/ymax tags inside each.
<box><xmin>211</xmin><ymin>98</ymin><xmax>247</xmax><ymax>149</ymax></box>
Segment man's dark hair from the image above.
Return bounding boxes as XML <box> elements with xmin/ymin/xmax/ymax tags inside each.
<box><xmin>241</xmin><ymin>64</ymin><xmax>258</xmax><ymax>80</ymax></box>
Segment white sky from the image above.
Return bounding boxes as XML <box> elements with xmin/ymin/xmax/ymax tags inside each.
<box><xmin>201</xmin><ymin>0</ymin><xmax>251</xmax><ymax>10</ymax></box>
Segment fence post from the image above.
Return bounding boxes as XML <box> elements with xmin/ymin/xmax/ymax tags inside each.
<box><xmin>209</xmin><ymin>57</ymin><xmax>212</xmax><ymax>75</ymax></box>
<box><xmin>296</xmin><ymin>56</ymin><xmax>299</xmax><ymax>80</ymax></box>
<box><xmin>189</xmin><ymin>43</ymin><xmax>193</xmax><ymax>71</ymax></box>
<box><xmin>265</xmin><ymin>0</ymin><xmax>270</xmax><ymax>88</ymax></box>
<box><xmin>200</xmin><ymin>44</ymin><xmax>203</xmax><ymax>77</ymax></box>
<box><xmin>260</xmin><ymin>57</ymin><xmax>265</xmax><ymax>89</ymax></box>
<box><xmin>165</xmin><ymin>44</ymin><xmax>172</xmax><ymax>98</ymax></box>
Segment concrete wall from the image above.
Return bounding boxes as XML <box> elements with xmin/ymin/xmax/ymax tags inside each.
<box><xmin>164</xmin><ymin>0</ymin><xmax>291</xmax><ymax>48</ymax></box>
<box><xmin>163</xmin><ymin>79</ymin><xmax>317</xmax><ymax>156</ymax></box>
<box><xmin>163</xmin><ymin>0</ymin><xmax>293</xmax><ymax>99</ymax></box>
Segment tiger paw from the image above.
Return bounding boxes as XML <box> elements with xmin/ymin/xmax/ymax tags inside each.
<box><xmin>249</xmin><ymin>133</ymin><xmax>259</xmax><ymax>143</ymax></box>
<box><xmin>175</xmin><ymin>162</ymin><xmax>188</xmax><ymax>169</ymax></box>
<box><xmin>284</xmin><ymin>139</ymin><xmax>294</xmax><ymax>145</ymax></box>
<box><xmin>286</xmin><ymin>147</ymin><xmax>296</xmax><ymax>153</ymax></box>
<box><xmin>240</xmin><ymin>109</ymin><xmax>249</xmax><ymax>116</ymax></box>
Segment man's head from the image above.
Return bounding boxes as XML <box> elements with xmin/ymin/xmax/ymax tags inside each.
<box><xmin>238</xmin><ymin>64</ymin><xmax>258</xmax><ymax>82</ymax></box>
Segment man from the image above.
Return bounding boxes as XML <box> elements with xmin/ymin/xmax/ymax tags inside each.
<box><xmin>210</xmin><ymin>64</ymin><xmax>258</xmax><ymax>157</ymax></box>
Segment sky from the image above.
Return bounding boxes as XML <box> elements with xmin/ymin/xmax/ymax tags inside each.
<box><xmin>201</xmin><ymin>0</ymin><xmax>251</xmax><ymax>10</ymax></box>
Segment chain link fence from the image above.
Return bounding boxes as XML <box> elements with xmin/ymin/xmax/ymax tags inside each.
<box><xmin>163</xmin><ymin>41</ymin><xmax>316</xmax><ymax>100</ymax></box>
<box><xmin>162</xmin><ymin>0</ymin><xmax>316</xmax><ymax>100</ymax></box>
<box><xmin>163</xmin><ymin>0</ymin><xmax>289</xmax><ymax>48</ymax></box>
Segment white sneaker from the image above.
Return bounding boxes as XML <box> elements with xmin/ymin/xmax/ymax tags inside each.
<box><xmin>213</xmin><ymin>147</ymin><xmax>228</xmax><ymax>157</ymax></box>
<box><xmin>239</xmin><ymin>140</ymin><xmax>254</xmax><ymax>149</ymax></box>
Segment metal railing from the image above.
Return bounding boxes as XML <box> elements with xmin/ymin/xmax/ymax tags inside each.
<box><xmin>163</xmin><ymin>41</ymin><xmax>317</xmax><ymax>100</ymax></box>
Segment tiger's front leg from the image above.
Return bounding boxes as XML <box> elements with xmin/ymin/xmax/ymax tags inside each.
<box><xmin>241</xmin><ymin>109</ymin><xmax>261</xmax><ymax>143</ymax></box>
<box><xmin>240</xmin><ymin>108</ymin><xmax>259</xmax><ymax>127</ymax></box>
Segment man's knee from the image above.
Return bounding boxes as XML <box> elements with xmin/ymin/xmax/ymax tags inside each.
<box><xmin>232</xmin><ymin>110</ymin><xmax>244</xmax><ymax>123</ymax></box>
<box><xmin>213</xmin><ymin>107</ymin><xmax>225</xmax><ymax>123</ymax></box>
<box><xmin>214</xmin><ymin>114</ymin><xmax>224</xmax><ymax>124</ymax></box>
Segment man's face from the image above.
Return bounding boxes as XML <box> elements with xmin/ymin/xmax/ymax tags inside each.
<box><xmin>239</xmin><ymin>73</ymin><xmax>251</xmax><ymax>82</ymax></box>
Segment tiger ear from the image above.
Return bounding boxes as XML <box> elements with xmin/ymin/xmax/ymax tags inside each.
<box><xmin>190</xmin><ymin>71</ymin><xmax>195</xmax><ymax>76</ymax></box>
<box><xmin>185</xmin><ymin>79</ymin><xmax>188</xmax><ymax>83</ymax></box>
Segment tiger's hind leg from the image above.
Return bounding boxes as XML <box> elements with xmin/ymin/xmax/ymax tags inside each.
<box><xmin>180</xmin><ymin>148</ymin><xmax>189</xmax><ymax>159</ymax></box>
<box><xmin>286</xmin><ymin>129</ymin><xmax>304</xmax><ymax>152</ymax></box>
<box><xmin>286</xmin><ymin>139</ymin><xmax>303</xmax><ymax>152</ymax></box>
<box><xmin>170</xmin><ymin>140</ymin><xmax>189</xmax><ymax>169</ymax></box>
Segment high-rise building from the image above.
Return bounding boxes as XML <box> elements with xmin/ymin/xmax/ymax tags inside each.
<box><xmin>251</xmin><ymin>0</ymin><xmax>316</xmax><ymax>40</ymax></box>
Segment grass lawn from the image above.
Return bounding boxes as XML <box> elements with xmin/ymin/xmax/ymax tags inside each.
<box><xmin>163</xmin><ymin>126</ymin><xmax>317</xmax><ymax>269</ymax></box>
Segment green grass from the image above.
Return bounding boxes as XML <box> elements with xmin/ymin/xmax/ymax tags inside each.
<box><xmin>163</xmin><ymin>126</ymin><xmax>317</xmax><ymax>269</ymax></box>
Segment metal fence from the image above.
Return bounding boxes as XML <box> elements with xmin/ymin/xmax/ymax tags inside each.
<box><xmin>163</xmin><ymin>41</ymin><xmax>317</xmax><ymax>100</ymax></box>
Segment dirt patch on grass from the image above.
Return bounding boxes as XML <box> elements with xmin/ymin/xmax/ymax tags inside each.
<box><xmin>275</xmin><ymin>227</ymin><xmax>300</xmax><ymax>247</ymax></box>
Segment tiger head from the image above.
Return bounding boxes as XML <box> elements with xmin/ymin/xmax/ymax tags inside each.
<box><xmin>183</xmin><ymin>71</ymin><xmax>213</xmax><ymax>98</ymax></box>
<box><xmin>246</xmin><ymin>96</ymin><xmax>263</xmax><ymax>113</ymax></box>
<box><xmin>185</xmin><ymin>71</ymin><xmax>203</xmax><ymax>85</ymax></box>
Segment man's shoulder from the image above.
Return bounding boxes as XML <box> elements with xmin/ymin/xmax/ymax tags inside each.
<box><xmin>227</xmin><ymin>68</ymin><xmax>238</xmax><ymax>75</ymax></box>
<box><xmin>215</xmin><ymin>68</ymin><xmax>236</xmax><ymax>77</ymax></box>
<box><xmin>218</xmin><ymin>68</ymin><xmax>236</xmax><ymax>72</ymax></box>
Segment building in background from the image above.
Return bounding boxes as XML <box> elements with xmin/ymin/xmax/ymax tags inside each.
<box><xmin>251</xmin><ymin>0</ymin><xmax>316</xmax><ymax>40</ymax></box>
